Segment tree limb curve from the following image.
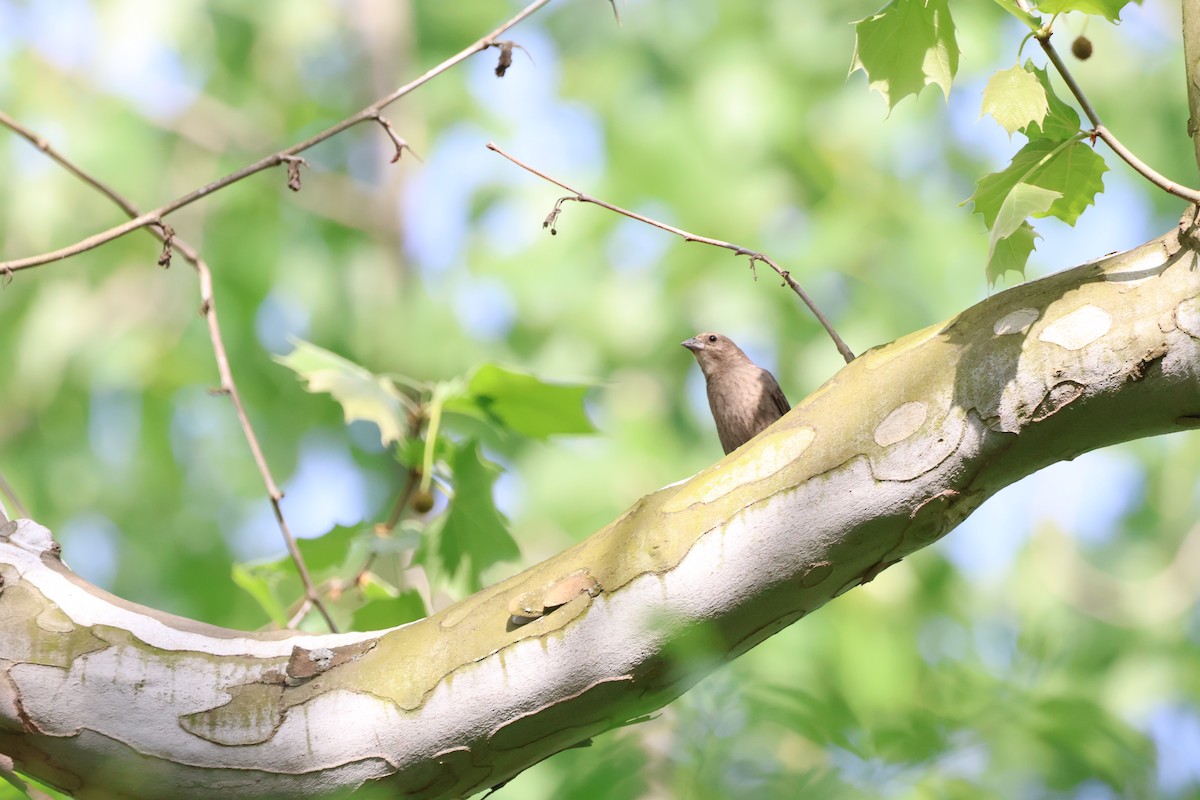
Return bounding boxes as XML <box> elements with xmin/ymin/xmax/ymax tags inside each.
<box><xmin>2</xmin><ymin>221</ymin><xmax>1200</xmax><ymax>798</ymax></box>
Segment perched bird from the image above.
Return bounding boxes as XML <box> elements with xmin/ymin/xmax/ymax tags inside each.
<box><xmin>682</xmin><ymin>332</ymin><xmax>791</xmax><ymax>454</ymax></box>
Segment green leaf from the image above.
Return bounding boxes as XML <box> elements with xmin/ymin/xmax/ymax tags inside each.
<box><xmin>968</xmin><ymin>140</ymin><xmax>1059</xmax><ymax>228</ymax></box>
<box><xmin>1023</xmin><ymin>63</ymin><xmax>1082</xmax><ymax>141</ymax></box>
<box><xmin>350</xmin><ymin>588</ymin><xmax>427</xmax><ymax>630</ymax></box>
<box><xmin>992</xmin><ymin>0</ymin><xmax>1041</xmax><ymax>28</ymax></box>
<box><xmin>987</xmin><ymin>221</ymin><xmax>1040</xmax><ymax>284</ymax></box>
<box><xmin>275</xmin><ymin>339</ymin><xmax>411</xmax><ymax>446</ymax></box>
<box><xmin>415</xmin><ymin>441</ymin><xmax>519</xmax><ymax>592</ymax></box>
<box><xmin>995</xmin><ymin>181</ymin><xmax>1061</xmax><ymax>239</ymax></box>
<box><xmin>297</xmin><ymin>525</ymin><xmax>364</xmax><ymax>573</ymax></box>
<box><xmin>967</xmin><ymin>137</ymin><xmax>1103</xmax><ymax>229</ymax></box>
<box><xmin>1024</xmin><ymin>140</ymin><xmax>1107</xmax><ymax>225</ymax></box>
<box><xmin>1032</xmin><ymin>0</ymin><xmax>1137</xmax><ymax>22</ymax></box>
<box><xmin>851</xmin><ymin>0</ymin><xmax>960</xmax><ymax>110</ymax></box>
<box><xmin>981</xmin><ymin>65</ymin><xmax>1047</xmax><ymax>136</ymax></box>
<box><xmin>232</xmin><ymin>561</ymin><xmax>293</xmax><ymax>627</ymax></box>
<box><xmin>445</xmin><ymin>363</ymin><xmax>595</xmax><ymax>439</ymax></box>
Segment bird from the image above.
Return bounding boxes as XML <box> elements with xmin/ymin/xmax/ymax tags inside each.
<box><xmin>682</xmin><ymin>332</ymin><xmax>791</xmax><ymax>454</ymax></box>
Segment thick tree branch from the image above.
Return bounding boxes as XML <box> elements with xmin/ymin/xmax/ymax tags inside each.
<box><xmin>4</xmin><ymin>221</ymin><xmax>1198</xmax><ymax>798</ymax></box>
<box><xmin>0</xmin><ymin>0</ymin><xmax>553</xmax><ymax>274</ymax></box>
<box><xmin>487</xmin><ymin>142</ymin><xmax>857</xmax><ymax>364</ymax></box>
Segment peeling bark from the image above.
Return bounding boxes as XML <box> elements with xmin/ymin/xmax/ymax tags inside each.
<box><xmin>2</xmin><ymin>221</ymin><xmax>1200</xmax><ymax>798</ymax></box>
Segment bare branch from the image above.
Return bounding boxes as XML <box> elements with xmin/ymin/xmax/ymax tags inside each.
<box><xmin>0</xmin><ymin>0</ymin><xmax>555</xmax><ymax>274</ymax></box>
<box><xmin>0</xmin><ymin>114</ymin><xmax>339</xmax><ymax>633</ymax></box>
<box><xmin>487</xmin><ymin>142</ymin><xmax>856</xmax><ymax>364</ymax></box>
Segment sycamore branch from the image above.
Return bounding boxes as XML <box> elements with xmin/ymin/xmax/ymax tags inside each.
<box><xmin>4</xmin><ymin>220</ymin><xmax>1199</xmax><ymax>799</ymax></box>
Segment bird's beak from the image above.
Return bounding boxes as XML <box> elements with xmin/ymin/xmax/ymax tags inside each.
<box><xmin>681</xmin><ymin>337</ymin><xmax>703</xmax><ymax>352</ymax></box>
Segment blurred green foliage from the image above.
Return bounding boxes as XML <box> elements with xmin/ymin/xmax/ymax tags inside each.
<box><xmin>1</xmin><ymin>0</ymin><xmax>1198</xmax><ymax>798</ymax></box>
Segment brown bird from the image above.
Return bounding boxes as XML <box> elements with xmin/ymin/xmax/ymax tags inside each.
<box><xmin>682</xmin><ymin>332</ymin><xmax>791</xmax><ymax>454</ymax></box>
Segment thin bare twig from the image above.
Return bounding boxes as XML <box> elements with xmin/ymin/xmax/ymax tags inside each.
<box><xmin>1021</xmin><ymin>7</ymin><xmax>1200</xmax><ymax>204</ymax></box>
<box><xmin>370</xmin><ymin>113</ymin><xmax>420</xmax><ymax>163</ymax></box>
<box><xmin>0</xmin><ymin>112</ymin><xmax>339</xmax><ymax>633</ymax></box>
<box><xmin>487</xmin><ymin>142</ymin><xmax>856</xmax><ymax>363</ymax></box>
<box><xmin>0</xmin><ymin>0</ymin><xmax>554</xmax><ymax>274</ymax></box>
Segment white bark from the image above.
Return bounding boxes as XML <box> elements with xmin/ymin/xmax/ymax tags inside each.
<box><xmin>2</xmin><ymin>222</ymin><xmax>1199</xmax><ymax>798</ymax></box>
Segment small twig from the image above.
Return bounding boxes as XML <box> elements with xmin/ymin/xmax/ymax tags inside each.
<box><xmin>378</xmin><ymin>470</ymin><xmax>423</xmax><ymax>536</ymax></box>
<box><xmin>370</xmin><ymin>113</ymin><xmax>420</xmax><ymax>163</ymax></box>
<box><xmin>0</xmin><ymin>114</ymin><xmax>339</xmax><ymax>633</ymax></box>
<box><xmin>488</xmin><ymin>142</ymin><xmax>856</xmax><ymax>363</ymax></box>
<box><xmin>1025</xmin><ymin>13</ymin><xmax>1200</xmax><ymax>204</ymax></box>
<box><xmin>0</xmin><ymin>0</ymin><xmax>554</xmax><ymax>275</ymax></box>
<box><xmin>287</xmin><ymin>597</ymin><xmax>315</xmax><ymax>630</ymax></box>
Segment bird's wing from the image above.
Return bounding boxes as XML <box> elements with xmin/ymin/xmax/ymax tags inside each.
<box><xmin>763</xmin><ymin>370</ymin><xmax>791</xmax><ymax>415</ymax></box>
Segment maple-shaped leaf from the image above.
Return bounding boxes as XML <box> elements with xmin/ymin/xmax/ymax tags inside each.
<box><xmin>444</xmin><ymin>363</ymin><xmax>595</xmax><ymax>439</ymax></box>
<box><xmin>851</xmin><ymin>0</ymin><xmax>960</xmax><ymax>109</ymax></box>
<box><xmin>276</xmin><ymin>339</ymin><xmax>411</xmax><ymax>446</ymax></box>
<box><xmin>981</xmin><ymin>64</ymin><xmax>1048</xmax><ymax>136</ymax></box>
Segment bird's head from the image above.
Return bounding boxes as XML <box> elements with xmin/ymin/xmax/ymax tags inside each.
<box><xmin>681</xmin><ymin>332</ymin><xmax>750</xmax><ymax>375</ymax></box>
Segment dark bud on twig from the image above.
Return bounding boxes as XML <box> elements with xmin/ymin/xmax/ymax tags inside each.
<box><xmin>495</xmin><ymin>42</ymin><xmax>514</xmax><ymax>77</ymax></box>
<box><xmin>544</xmin><ymin>204</ymin><xmax>562</xmax><ymax>234</ymax></box>
<box><xmin>281</xmin><ymin>155</ymin><xmax>308</xmax><ymax>192</ymax></box>
<box><xmin>491</xmin><ymin>40</ymin><xmax>531</xmax><ymax>78</ymax></box>
<box><xmin>1071</xmin><ymin>36</ymin><xmax>1092</xmax><ymax>60</ymax></box>
<box><xmin>1</xmin><ymin>267</ymin><xmax>12</xmax><ymax>287</ymax></box>
<box><xmin>157</xmin><ymin>223</ymin><xmax>175</xmax><ymax>268</ymax></box>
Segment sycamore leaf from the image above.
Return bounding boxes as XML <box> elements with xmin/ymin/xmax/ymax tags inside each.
<box><xmin>968</xmin><ymin>141</ymin><xmax>1059</xmax><ymax>228</ymax></box>
<box><xmin>993</xmin><ymin>183</ymin><xmax>1060</xmax><ymax>243</ymax></box>
<box><xmin>297</xmin><ymin>525</ymin><xmax>365</xmax><ymax>573</ymax></box>
<box><xmin>1033</xmin><ymin>0</ymin><xmax>1137</xmax><ymax>22</ymax></box>
<box><xmin>276</xmin><ymin>339</ymin><xmax>411</xmax><ymax>446</ymax></box>
<box><xmin>415</xmin><ymin>441</ymin><xmax>519</xmax><ymax>592</ymax></box>
<box><xmin>987</xmin><ymin>221</ymin><xmax>1040</xmax><ymax>284</ymax></box>
<box><xmin>444</xmin><ymin>363</ymin><xmax>595</xmax><ymax>439</ymax></box>
<box><xmin>232</xmin><ymin>561</ymin><xmax>294</xmax><ymax>628</ymax></box>
<box><xmin>851</xmin><ymin>0</ymin><xmax>960</xmax><ymax>110</ymax></box>
<box><xmin>968</xmin><ymin>138</ymin><xmax>1105</xmax><ymax>229</ymax></box>
<box><xmin>985</xmin><ymin>185</ymin><xmax>1058</xmax><ymax>283</ymax></box>
<box><xmin>351</xmin><ymin>585</ymin><xmax>426</xmax><ymax>630</ymax></box>
<box><xmin>981</xmin><ymin>64</ymin><xmax>1047</xmax><ymax>136</ymax></box>
<box><xmin>1023</xmin><ymin>140</ymin><xmax>1107</xmax><ymax>225</ymax></box>
<box><xmin>1023</xmin><ymin>63</ymin><xmax>1082</xmax><ymax>141</ymax></box>
<box><xmin>992</xmin><ymin>0</ymin><xmax>1040</xmax><ymax>27</ymax></box>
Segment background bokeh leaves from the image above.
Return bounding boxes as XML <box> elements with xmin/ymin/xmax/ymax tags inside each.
<box><xmin>1</xmin><ymin>0</ymin><xmax>1199</xmax><ymax>797</ymax></box>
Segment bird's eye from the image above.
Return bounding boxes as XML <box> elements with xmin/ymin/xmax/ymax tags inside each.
<box><xmin>707</xmin><ymin>335</ymin><xmax>718</xmax><ymax>342</ymax></box>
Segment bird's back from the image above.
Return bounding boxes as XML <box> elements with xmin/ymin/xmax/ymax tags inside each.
<box><xmin>706</xmin><ymin>363</ymin><xmax>790</xmax><ymax>454</ymax></box>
